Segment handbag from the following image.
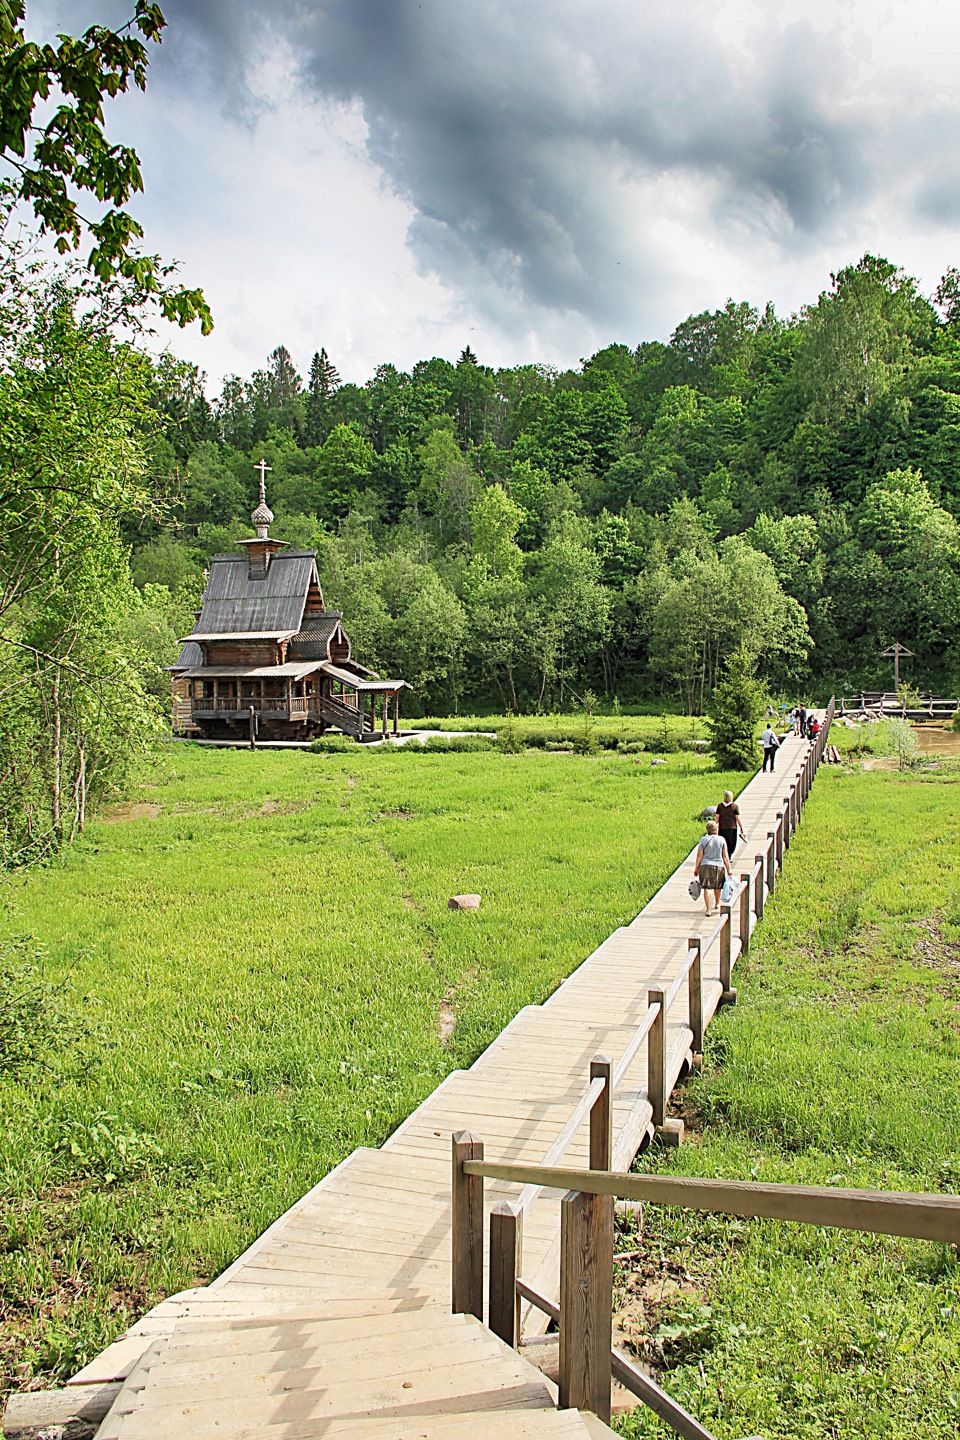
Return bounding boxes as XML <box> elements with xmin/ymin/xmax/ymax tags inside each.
<box><xmin>688</xmin><ymin>877</ymin><xmax>701</xmax><ymax>900</ymax></box>
<box><xmin>720</xmin><ymin>875</ymin><xmax>735</xmax><ymax>904</ymax></box>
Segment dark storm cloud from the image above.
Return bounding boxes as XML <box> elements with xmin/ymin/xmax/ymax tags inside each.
<box><xmin>43</xmin><ymin>0</ymin><xmax>955</xmax><ymax>340</ymax></box>
<box><xmin>285</xmin><ymin>0</ymin><xmax>872</xmax><ymax>327</ymax></box>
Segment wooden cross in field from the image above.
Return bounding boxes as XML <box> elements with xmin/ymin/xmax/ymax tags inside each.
<box><xmin>880</xmin><ymin>640</ymin><xmax>915</xmax><ymax>689</ymax></box>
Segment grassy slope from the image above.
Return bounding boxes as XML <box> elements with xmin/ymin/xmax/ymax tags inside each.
<box><xmin>0</xmin><ymin>741</ymin><xmax>737</xmax><ymax>1393</ymax></box>
<box><xmin>617</xmin><ymin>764</ymin><xmax>960</xmax><ymax>1440</ymax></box>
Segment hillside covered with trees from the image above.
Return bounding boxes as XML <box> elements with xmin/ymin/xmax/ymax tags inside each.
<box><xmin>137</xmin><ymin>255</ymin><xmax>960</xmax><ymax>716</ymax></box>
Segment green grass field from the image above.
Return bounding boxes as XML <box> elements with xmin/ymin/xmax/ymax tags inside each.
<box><xmin>0</xmin><ymin>739</ymin><xmax>739</xmax><ymax>1397</ymax></box>
<box><xmin>616</xmin><ymin>764</ymin><xmax>960</xmax><ymax>1440</ymax></box>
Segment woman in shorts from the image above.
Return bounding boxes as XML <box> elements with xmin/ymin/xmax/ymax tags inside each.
<box><xmin>694</xmin><ymin>819</ymin><xmax>733</xmax><ymax>917</ymax></box>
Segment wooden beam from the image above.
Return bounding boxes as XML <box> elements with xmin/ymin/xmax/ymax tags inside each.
<box><xmin>739</xmin><ymin>873</ymin><xmax>751</xmax><ymax>954</ymax></box>
<box><xmin>451</xmin><ymin>1131</ymin><xmax>484</xmax><ymax>1319</ymax></box>
<box><xmin>488</xmin><ymin>1201</ymin><xmax>522</xmax><ymax>1348</ymax></box>
<box><xmin>462</xmin><ymin>1161</ymin><xmax>960</xmax><ymax>1244</ymax></box>
<box><xmin>647</xmin><ymin>988</ymin><xmax>665</xmax><ymax>1129</ymax></box>
<box><xmin>687</xmin><ymin>939</ymin><xmax>703</xmax><ymax>1055</ymax></box>
<box><xmin>559</xmin><ymin>1187</ymin><xmax>613</xmax><ymax>1422</ymax></box>
<box><xmin>589</xmin><ymin>1055</ymin><xmax>612</xmax><ymax>1172</ymax></box>
<box><xmin>719</xmin><ymin>907</ymin><xmax>732</xmax><ymax>996</ymax></box>
<box><xmin>611</xmin><ymin>1349</ymin><xmax>717</xmax><ymax>1440</ymax></box>
<box><xmin>3</xmin><ymin>1383</ymin><xmax>122</xmax><ymax>1439</ymax></box>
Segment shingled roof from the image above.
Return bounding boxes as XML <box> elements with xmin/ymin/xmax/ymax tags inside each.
<box><xmin>193</xmin><ymin>551</ymin><xmax>319</xmax><ymax>637</ymax></box>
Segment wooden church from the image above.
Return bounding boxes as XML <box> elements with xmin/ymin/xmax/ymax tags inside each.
<box><xmin>169</xmin><ymin>463</ymin><xmax>409</xmax><ymax>742</ymax></box>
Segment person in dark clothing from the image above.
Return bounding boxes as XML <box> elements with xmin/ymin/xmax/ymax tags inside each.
<box><xmin>799</xmin><ymin>704</ymin><xmax>807</xmax><ymax>737</ymax></box>
<box><xmin>716</xmin><ymin>789</ymin><xmax>746</xmax><ymax>858</ymax></box>
<box><xmin>761</xmin><ymin>722</ymin><xmax>780</xmax><ymax>772</ymax></box>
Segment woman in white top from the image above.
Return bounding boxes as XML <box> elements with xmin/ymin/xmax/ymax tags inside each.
<box><xmin>694</xmin><ymin>819</ymin><xmax>733</xmax><ymax>916</ymax></box>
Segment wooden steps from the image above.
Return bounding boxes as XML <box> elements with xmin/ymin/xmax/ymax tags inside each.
<box><xmin>100</xmin><ymin>1306</ymin><xmax>601</xmax><ymax>1440</ymax></box>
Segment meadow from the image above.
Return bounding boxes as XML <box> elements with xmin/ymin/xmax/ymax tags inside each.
<box><xmin>0</xmin><ymin>738</ymin><xmax>738</xmax><ymax>1397</ymax></box>
<box><xmin>617</xmin><ymin>762</ymin><xmax>960</xmax><ymax>1440</ymax></box>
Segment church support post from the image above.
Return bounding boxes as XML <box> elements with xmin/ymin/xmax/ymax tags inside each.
<box><xmin>393</xmin><ymin>692</ymin><xmax>399</xmax><ymax>734</ymax></box>
<box><xmin>382</xmin><ymin>694</ymin><xmax>388</xmax><ymax>737</ymax></box>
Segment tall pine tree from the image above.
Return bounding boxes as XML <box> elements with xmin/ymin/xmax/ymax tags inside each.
<box><xmin>305</xmin><ymin>347</ymin><xmax>341</xmax><ymax>445</ymax></box>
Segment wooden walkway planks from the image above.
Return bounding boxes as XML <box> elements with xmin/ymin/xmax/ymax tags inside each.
<box><xmin>90</xmin><ymin>726</ymin><xmax>820</xmax><ymax>1439</ymax></box>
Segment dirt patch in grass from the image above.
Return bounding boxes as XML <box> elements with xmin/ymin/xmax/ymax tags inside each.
<box><xmin>913</xmin><ymin>914</ymin><xmax>960</xmax><ymax>976</ymax></box>
<box><xmin>101</xmin><ymin>802</ymin><xmax>160</xmax><ymax>823</ymax></box>
<box><xmin>375</xmin><ymin>809</ymin><xmax>415</xmax><ymax>820</ymax></box>
<box><xmin>438</xmin><ymin>990</ymin><xmax>457</xmax><ymax>1044</ymax></box>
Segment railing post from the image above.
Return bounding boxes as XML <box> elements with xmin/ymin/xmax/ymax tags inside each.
<box><xmin>719</xmin><ymin>905</ymin><xmax>735</xmax><ymax>1003</ymax></box>
<box><xmin>767</xmin><ymin>832</ymin><xmax>776</xmax><ymax>894</ymax></box>
<box><xmin>755</xmin><ymin>856</ymin><xmax>765</xmax><ymax>920</ymax></box>
<box><xmin>489</xmin><ymin>1201</ymin><xmax>523</xmax><ymax>1348</ymax></box>
<box><xmin>647</xmin><ymin>987</ymin><xmax>666</xmax><ymax>1129</ymax></box>
<box><xmin>790</xmin><ymin>783</ymin><xmax>798</xmax><ymax>831</ymax></box>
<box><xmin>739</xmin><ymin>873</ymin><xmax>751</xmax><ymax>954</ymax></box>
<box><xmin>589</xmin><ymin>1055</ymin><xmax>612</xmax><ymax>1171</ymax></box>
<box><xmin>452</xmin><ymin>1131</ymin><xmax>484</xmax><ymax>1320</ymax></box>
<box><xmin>559</xmin><ymin>1187</ymin><xmax>613</xmax><ymax>1422</ymax></box>
<box><xmin>687</xmin><ymin>939</ymin><xmax>703</xmax><ymax>1057</ymax></box>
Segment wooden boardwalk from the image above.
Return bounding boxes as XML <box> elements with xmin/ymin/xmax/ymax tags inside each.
<box><xmin>80</xmin><ymin>727</ymin><xmax>822</xmax><ymax>1440</ymax></box>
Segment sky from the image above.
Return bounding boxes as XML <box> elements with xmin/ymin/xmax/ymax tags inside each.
<box><xmin>24</xmin><ymin>0</ymin><xmax>960</xmax><ymax>389</ymax></box>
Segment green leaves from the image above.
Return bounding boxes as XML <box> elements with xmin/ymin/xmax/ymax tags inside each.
<box><xmin>0</xmin><ymin>3</ymin><xmax>211</xmax><ymax>332</ymax></box>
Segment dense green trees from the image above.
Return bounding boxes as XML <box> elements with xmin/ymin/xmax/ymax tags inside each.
<box><xmin>130</xmin><ymin>252</ymin><xmax>960</xmax><ymax>714</ymax></box>
<box><xmin>0</xmin><ymin>215</ymin><xmax>178</xmax><ymax>863</ymax></box>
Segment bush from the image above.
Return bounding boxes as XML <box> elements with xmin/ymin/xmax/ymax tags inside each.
<box><xmin>310</xmin><ymin>735</ymin><xmax>359</xmax><ymax>754</ymax></box>
<box><xmin>497</xmin><ymin>716</ymin><xmax>524</xmax><ymax>754</ymax></box>
<box><xmin>619</xmin><ymin>740</ymin><xmax>647</xmax><ymax>755</ymax></box>
<box><xmin>418</xmin><ymin>735</ymin><xmax>498</xmax><ymax>753</ymax></box>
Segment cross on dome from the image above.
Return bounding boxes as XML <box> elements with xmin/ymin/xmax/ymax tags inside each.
<box><xmin>251</xmin><ymin>458</ymin><xmax>274</xmax><ymax>537</ymax></box>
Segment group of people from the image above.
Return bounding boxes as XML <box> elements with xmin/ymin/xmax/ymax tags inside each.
<box><xmin>693</xmin><ymin>705</ymin><xmax>820</xmax><ymax>914</ymax></box>
<box><xmin>791</xmin><ymin>704</ymin><xmax>821</xmax><ymax>741</ymax></box>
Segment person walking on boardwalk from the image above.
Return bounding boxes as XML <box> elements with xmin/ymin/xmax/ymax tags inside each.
<box><xmin>716</xmin><ymin>789</ymin><xmax>746</xmax><ymax>859</ymax></box>
<box><xmin>694</xmin><ymin>820</ymin><xmax>733</xmax><ymax>917</ymax></box>
<box><xmin>761</xmin><ymin>721</ymin><xmax>780</xmax><ymax>772</ymax></box>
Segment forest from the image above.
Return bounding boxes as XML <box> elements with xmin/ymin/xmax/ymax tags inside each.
<box><xmin>7</xmin><ymin>235</ymin><xmax>960</xmax><ymax>860</ymax></box>
<box><xmin>137</xmin><ymin>253</ymin><xmax>960</xmax><ymax>719</ymax></box>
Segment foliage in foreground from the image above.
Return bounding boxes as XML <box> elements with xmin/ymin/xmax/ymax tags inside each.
<box><xmin>617</xmin><ymin>765</ymin><xmax>960</xmax><ymax>1440</ymax></box>
<box><xmin>0</xmin><ymin>743</ymin><xmax>741</xmax><ymax>1398</ymax></box>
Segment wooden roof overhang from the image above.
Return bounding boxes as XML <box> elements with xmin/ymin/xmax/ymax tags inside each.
<box><xmin>322</xmin><ymin>663</ymin><xmax>411</xmax><ymax>693</ymax></box>
<box><xmin>179</xmin><ymin>662</ymin><xmax>325</xmax><ymax>679</ymax></box>
<box><xmin>177</xmin><ymin>630</ymin><xmax>298</xmax><ymax>644</ymax></box>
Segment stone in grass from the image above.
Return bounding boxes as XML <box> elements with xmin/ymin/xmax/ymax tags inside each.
<box><xmin>448</xmin><ymin>894</ymin><xmax>481</xmax><ymax>911</ymax></box>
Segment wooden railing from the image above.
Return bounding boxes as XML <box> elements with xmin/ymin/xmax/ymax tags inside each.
<box><xmin>455</xmin><ymin>1147</ymin><xmax>960</xmax><ymax>1436</ymax></box>
<box><xmin>839</xmin><ymin>692</ymin><xmax>959</xmax><ymax>716</ymax></box>
<box><xmin>451</xmin><ymin>700</ymin><xmax>840</xmax><ymax>1436</ymax></box>
<box><xmin>191</xmin><ymin>695</ymin><xmax>304</xmax><ymax>714</ymax></box>
<box><xmin>319</xmin><ymin>693</ymin><xmax>375</xmax><ymax>735</ymax></box>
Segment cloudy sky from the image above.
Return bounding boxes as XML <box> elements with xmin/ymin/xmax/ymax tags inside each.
<box><xmin>25</xmin><ymin>1</ymin><xmax>960</xmax><ymax>387</ymax></box>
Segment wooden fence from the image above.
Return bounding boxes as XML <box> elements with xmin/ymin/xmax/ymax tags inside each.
<box><xmin>447</xmin><ymin>700</ymin><xmax>960</xmax><ymax>1438</ymax></box>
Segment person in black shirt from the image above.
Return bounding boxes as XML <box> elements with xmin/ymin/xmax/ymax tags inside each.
<box><xmin>716</xmin><ymin>790</ymin><xmax>746</xmax><ymax>858</ymax></box>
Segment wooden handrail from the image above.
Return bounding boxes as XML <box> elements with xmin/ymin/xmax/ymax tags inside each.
<box><xmin>462</xmin><ymin>1159</ymin><xmax>960</xmax><ymax>1244</ymax></box>
<box><xmin>611</xmin><ymin>1001</ymin><xmax>660</xmax><ymax>1088</ymax></box>
<box><xmin>515</xmin><ymin>1073</ymin><xmax>607</xmax><ymax>1213</ymax></box>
